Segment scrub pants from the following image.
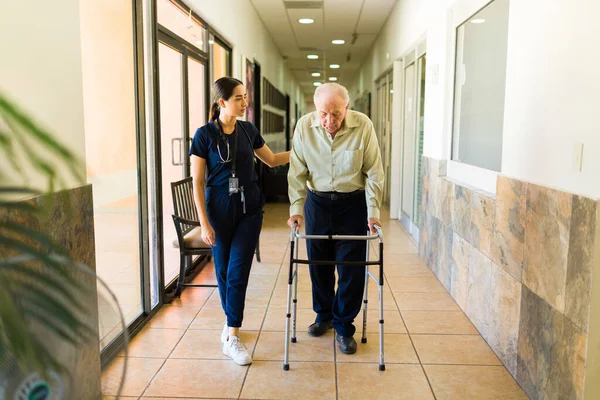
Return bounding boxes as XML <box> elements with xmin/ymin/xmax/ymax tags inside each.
<box><xmin>206</xmin><ymin>183</ymin><xmax>264</xmax><ymax>328</ymax></box>
<box><xmin>304</xmin><ymin>189</ymin><xmax>368</xmax><ymax>338</ymax></box>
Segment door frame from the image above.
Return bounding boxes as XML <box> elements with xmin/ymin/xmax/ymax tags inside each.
<box><xmin>155</xmin><ymin>26</ymin><xmax>209</xmax><ymax>290</ymax></box>
<box><xmin>374</xmin><ymin>70</ymin><xmax>393</xmax><ymax>205</ymax></box>
<box><xmin>397</xmin><ymin>38</ymin><xmax>427</xmax><ymax>242</ymax></box>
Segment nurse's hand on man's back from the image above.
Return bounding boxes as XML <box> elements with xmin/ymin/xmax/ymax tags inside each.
<box><xmin>201</xmin><ymin>223</ymin><xmax>216</xmax><ymax>246</ymax></box>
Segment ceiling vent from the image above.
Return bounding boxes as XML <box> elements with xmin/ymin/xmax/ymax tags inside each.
<box><xmin>284</xmin><ymin>1</ymin><xmax>323</xmax><ymax>9</ymax></box>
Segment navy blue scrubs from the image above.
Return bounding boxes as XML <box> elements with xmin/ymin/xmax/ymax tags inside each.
<box><xmin>190</xmin><ymin>119</ymin><xmax>265</xmax><ymax>328</ymax></box>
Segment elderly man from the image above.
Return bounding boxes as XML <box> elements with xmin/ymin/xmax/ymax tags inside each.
<box><xmin>287</xmin><ymin>83</ymin><xmax>384</xmax><ymax>354</ymax></box>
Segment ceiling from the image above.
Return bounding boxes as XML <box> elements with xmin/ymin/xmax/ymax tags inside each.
<box><xmin>250</xmin><ymin>0</ymin><xmax>398</xmax><ymax>100</ymax></box>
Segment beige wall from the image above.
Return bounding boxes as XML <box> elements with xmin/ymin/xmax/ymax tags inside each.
<box><xmin>0</xmin><ymin>0</ymin><xmax>87</xmax><ymax>192</ymax></box>
<box><xmin>349</xmin><ymin>0</ymin><xmax>600</xmax><ymax>199</ymax></box>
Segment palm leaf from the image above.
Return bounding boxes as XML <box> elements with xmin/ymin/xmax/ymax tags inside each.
<box><xmin>0</xmin><ymin>234</ymin><xmax>79</xmax><ymax>284</ymax></box>
<box><xmin>0</xmin><ymin>221</ymin><xmax>69</xmax><ymax>255</ymax></box>
<box><xmin>0</xmin><ymin>129</ymin><xmax>23</xmax><ymax>178</ymax></box>
<box><xmin>0</xmin><ymin>263</ymin><xmax>89</xmax><ymax>314</ymax></box>
<box><xmin>0</xmin><ymin>92</ymin><xmax>94</xmax><ymax>379</ymax></box>
<box><xmin>0</xmin><ymin>290</ymin><xmax>43</xmax><ymax>374</ymax></box>
<box><xmin>0</xmin><ymin>96</ymin><xmax>83</xmax><ymax>183</ymax></box>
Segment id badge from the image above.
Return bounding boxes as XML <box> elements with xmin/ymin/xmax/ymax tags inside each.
<box><xmin>228</xmin><ymin>177</ymin><xmax>239</xmax><ymax>195</ymax></box>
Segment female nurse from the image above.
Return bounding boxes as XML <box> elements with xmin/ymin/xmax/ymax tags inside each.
<box><xmin>189</xmin><ymin>77</ymin><xmax>290</xmax><ymax>365</ymax></box>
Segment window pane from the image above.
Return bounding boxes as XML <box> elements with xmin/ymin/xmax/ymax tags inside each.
<box><xmin>158</xmin><ymin>43</ymin><xmax>184</xmax><ymax>286</ymax></box>
<box><xmin>452</xmin><ymin>0</ymin><xmax>509</xmax><ymax>172</ymax></box>
<box><xmin>157</xmin><ymin>0</ymin><xmax>207</xmax><ymax>52</ymax></box>
<box><xmin>213</xmin><ymin>41</ymin><xmax>229</xmax><ymax>81</ymax></box>
<box><xmin>415</xmin><ymin>55</ymin><xmax>427</xmax><ymax>226</ymax></box>
<box><xmin>80</xmin><ymin>0</ymin><xmax>143</xmax><ymax>349</ymax></box>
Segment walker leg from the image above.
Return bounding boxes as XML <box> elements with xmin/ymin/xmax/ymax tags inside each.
<box><xmin>291</xmin><ymin>240</ymin><xmax>299</xmax><ymax>343</ymax></box>
<box><xmin>378</xmin><ymin>242</ymin><xmax>385</xmax><ymax>371</ymax></box>
<box><xmin>284</xmin><ymin>239</ymin><xmax>295</xmax><ymax>371</ymax></box>
<box><xmin>362</xmin><ymin>240</ymin><xmax>370</xmax><ymax>344</ymax></box>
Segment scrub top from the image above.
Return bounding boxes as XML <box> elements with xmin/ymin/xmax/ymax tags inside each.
<box><xmin>190</xmin><ymin>120</ymin><xmax>265</xmax><ymax>187</ymax></box>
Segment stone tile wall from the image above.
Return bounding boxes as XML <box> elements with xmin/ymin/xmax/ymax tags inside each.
<box><xmin>418</xmin><ymin>156</ymin><xmax>597</xmax><ymax>400</ymax></box>
<box><xmin>0</xmin><ymin>185</ymin><xmax>101</xmax><ymax>399</ymax></box>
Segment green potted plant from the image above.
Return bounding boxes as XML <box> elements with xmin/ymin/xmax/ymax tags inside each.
<box><xmin>0</xmin><ymin>92</ymin><xmax>107</xmax><ymax>398</ymax></box>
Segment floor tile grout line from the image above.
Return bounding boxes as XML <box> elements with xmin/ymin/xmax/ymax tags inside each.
<box><xmin>238</xmin><ymin>236</ymin><xmax>290</xmax><ymax>399</ymax></box>
<box><xmin>121</xmin><ymin>354</ymin><xmax>505</xmax><ymax>366</ymax></box>
<box><xmin>137</xmin><ymin>305</ymin><xmax>204</xmax><ymax>398</ymax></box>
<box><xmin>383</xmin><ymin>256</ymin><xmax>438</xmax><ymax>400</ymax></box>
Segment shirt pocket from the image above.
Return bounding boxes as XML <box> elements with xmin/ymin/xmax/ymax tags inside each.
<box><xmin>344</xmin><ymin>149</ymin><xmax>364</xmax><ymax>172</ymax></box>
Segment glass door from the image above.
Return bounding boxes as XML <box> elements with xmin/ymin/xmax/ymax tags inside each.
<box><xmin>157</xmin><ymin>32</ymin><xmax>208</xmax><ymax>288</ymax></box>
<box><xmin>80</xmin><ymin>0</ymin><xmax>144</xmax><ymax>352</ymax></box>
<box><xmin>401</xmin><ymin>62</ymin><xmax>416</xmax><ymax>223</ymax></box>
<box><xmin>377</xmin><ymin>74</ymin><xmax>393</xmax><ymax>205</ymax></box>
<box><xmin>399</xmin><ymin>51</ymin><xmax>427</xmax><ymax>240</ymax></box>
<box><xmin>413</xmin><ymin>55</ymin><xmax>427</xmax><ymax>227</ymax></box>
<box><xmin>385</xmin><ymin>73</ymin><xmax>393</xmax><ymax>205</ymax></box>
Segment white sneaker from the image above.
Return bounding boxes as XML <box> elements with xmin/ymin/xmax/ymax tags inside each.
<box><xmin>221</xmin><ymin>321</ymin><xmax>228</xmax><ymax>344</ymax></box>
<box><xmin>223</xmin><ymin>336</ymin><xmax>252</xmax><ymax>365</ymax></box>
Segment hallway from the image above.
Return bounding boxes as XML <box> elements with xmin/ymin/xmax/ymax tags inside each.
<box><xmin>101</xmin><ymin>203</ymin><xmax>526</xmax><ymax>399</ymax></box>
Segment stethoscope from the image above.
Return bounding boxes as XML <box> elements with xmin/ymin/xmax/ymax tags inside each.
<box><xmin>216</xmin><ymin>134</ymin><xmax>231</xmax><ymax>164</ymax></box>
<box><xmin>215</xmin><ymin>119</ymin><xmax>233</xmax><ymax>164</ymax></box>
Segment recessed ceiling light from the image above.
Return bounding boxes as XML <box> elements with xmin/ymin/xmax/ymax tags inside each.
<box><xmin>332</xmin><ymin>39</ymin><xmax>345</xmax><ymax>45</ymax></box>
<box><xmin>299</xmin><ymin>18</ymin><xmax>314</xmax><ymax>24</ymax></box>
<box><xmin>311</xmin><ymin>72</ymin><xmax>321</xmax><ymax>77</ymax></box>
<box><xmin>329</xmin><ymin>77</ymin><xmax>337</xmax><ymax>81</ymax></box>
<box><xmin>471</xmin><ymin>18</ymin><xmax>485</xmax><ymax>24</ymax></box>
<box><xmin>208</xmin><ymin>39</ymin><xmax>215</xmax><ymax>45</ymax></box>
<box><xmin>329</xmin><ymin>64</ymin><xmax>340</xmax><ymax>69</ymax></box>
<box><xmin>307</xmin><ymin>54</ymin><xmax>319</xmax><ymax>60</ymax></box>
<box><xmin>313</xmin><ymin>82</ymin><xmax>321</xmax><ymax>87</ymax></box>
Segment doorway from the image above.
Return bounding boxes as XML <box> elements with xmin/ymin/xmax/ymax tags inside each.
<box><xmin>156</xmin><ymin>30</ymin><xmax>208</xmax><ymax>287</ymax></box>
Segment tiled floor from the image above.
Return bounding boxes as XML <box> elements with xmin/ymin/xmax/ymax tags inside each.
<box><xmin>102</xmin><ymin>204</ymin><xmax>527</xmax><ymax>399</ymax></box>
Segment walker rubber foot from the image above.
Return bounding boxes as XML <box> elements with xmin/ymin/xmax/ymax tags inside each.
<box><xmin>379</xmin><ymin>364</ymin><xmax>386</xmax><ymax>371</ymax></box>
<box><xmin>291</xmin><ymin>337</ymin><xmax>297</xmax><ymax>343</ymax></box>
<box><xmin>361</xmin><ymin>338</ymin><xmax>367</xmax><ymax>344</ymax></box>
<box><xmin>284</xmin><ymin>364</ymin><xmax>290</xmax><ymax>371</ymax></box>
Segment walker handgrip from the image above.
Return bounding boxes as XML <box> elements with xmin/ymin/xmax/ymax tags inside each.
<box><xmin>290</xmin><ymin>221</ymin><xmax>299</xmax><ymax>241</ymax></box>
<box><xmin>374</xmin><ymin>225</ymin><xmax>383</xmax><ymax>242</ymax></box>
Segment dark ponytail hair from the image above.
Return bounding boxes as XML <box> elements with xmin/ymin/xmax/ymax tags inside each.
<box><xmin>210</xmin><ymin>76</ymin><xmax>244</xmax><ymax>121</ymax></box>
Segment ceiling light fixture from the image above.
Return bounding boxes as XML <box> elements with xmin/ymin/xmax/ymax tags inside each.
<box><xmin>307</xmin><ymin>54</ymin><xmax>319</xmax><ymax>60</ymax></box>
<box><xmin>329</xmin><ymin>64</ymin><xmax>340</xmax><ymax>69</ymax></box>
<box><xmin>332</xmin><ymin>39</ymin><xmax>345</xmax><ymax>45</ymax></box>
<box><xmin>313</xmin><ymin>82</ymin><xmax>321</xmax><ymax>87</ymax></box>
<box><xmin>299</xmin><ymin>18</ymin><xmax>314</xmax><ymax>24</ymax></box>
<box><xmin>471</xmin><ymin>18</ymin><xmax>485</xmax><ymax>24</ymax></box>
<box><xmin>311</xmin><ymin>72</ymin><xmax>321</xmax><ymax>77</ymax></box>
<box><xmin>329</xmin><ymin>77</ymin><xmax>338</xmax><ymax>81</ymax></box>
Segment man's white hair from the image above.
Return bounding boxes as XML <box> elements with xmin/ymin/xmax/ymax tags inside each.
<box><xmin>313</xmin><ymin>83</ymin><xmax>350</xmax><ymax>106</ymax></box>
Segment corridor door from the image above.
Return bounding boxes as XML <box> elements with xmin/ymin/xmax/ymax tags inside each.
<box><xmin>399</xmin><ymin>54</ymin><xmax>427</xmax><ymax>239</ymax></box>
<box><xmin>157</xmin><ymin>32</ymin><xmax>208</xmax><ymax>287</ymax></box>
<box><xmin>401</xmin><ymin>63</ymin><xmax>416</xmax><ymax>224</ymax></box>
